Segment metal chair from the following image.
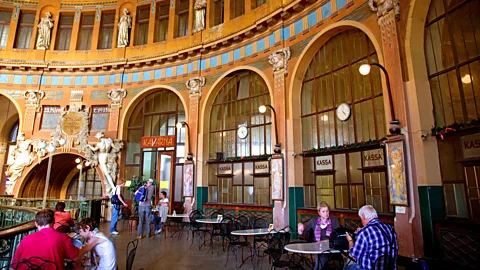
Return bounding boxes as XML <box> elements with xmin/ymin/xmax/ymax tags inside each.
<box><xmin>235</xmin><ymin>215</ymin><xmax>249</xmax><ymax>230</ymax></box>
<box><xmin>188</xmin><ymin>210</ymin><xmax>209</xmax><ymax>249</ymax></box>
<box><xmin>126</xmin><ymin>239</ymin><xmax>139</xmax><ymax>270</ymax></box>
<box><xmin>11</xmin><ymin>256</ymin><xmax>58</xmax><ymax>270</ymax></box>
<box><xmin>222</xmin><ymin>219</ymin><xmax>252</xmax><ymax>269</ymax></box>
<box><xmin>252</xmin><ymin>218</ymin><xmax>269</xmax><ymax>257</ymax></box>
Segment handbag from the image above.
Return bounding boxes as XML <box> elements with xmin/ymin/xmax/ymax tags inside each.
<box><xmin>111</xmin><ymin>194</ymin><xmax>124</xmax><ymax>205</ymax></box>
<box><xmin>329</xmin><ymin>227</ymin><xmax>355</xmax><ymax>250</ymax></box>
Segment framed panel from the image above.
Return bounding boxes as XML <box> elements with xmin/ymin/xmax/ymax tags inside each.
<box><xmin>386</xmin><ymin>139</ymin><xmax>408</xmax><ymax>206</ymax></box>
<box><xmin>183</xmin><ymin>163</ymin><xmax>194</xmax><ymax>197</ymax></box>
<box><xmin>271</xmin><ymin>157</ymin><xmax>283</xmax><ymax>200</ymax></box>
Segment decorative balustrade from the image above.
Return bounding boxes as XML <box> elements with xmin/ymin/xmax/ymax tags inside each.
<box><xmin>0</xmin><ymin>197</ymin><xmax>108</xmax><ymax>269</ymax></box>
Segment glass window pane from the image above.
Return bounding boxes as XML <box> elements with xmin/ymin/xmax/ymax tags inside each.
<box><xmin>254</xmin><ymin>177</ymin><xmax>269</xmax><ymax>205</ymax></box>
<box><xmin>303</xmin><ymin>157</ymin><xmax>314</xmax><ymax>185</ymax></box>
<box><xmin>334</xmin><ymin>154</ymin><xmax>347</xmax><ymax>184</ymax></box>
<box><xmin>233</xmin><ymin>163</ymin><xmax>242</xmax><ymax>185</ymax></box>
<box><xmin>244</xmin><ymin>162</ymin><xmax>253</xmax><ymax>185</ymax></box>
<box><xmin>349</xmin><ymin>152</ymin><xmax>363</xmax><ymax>183</ymax></box>
<box><xmin>244</xmin><ymin>186</ymin><xmax>254</xmax><ymax>204</ymax></box>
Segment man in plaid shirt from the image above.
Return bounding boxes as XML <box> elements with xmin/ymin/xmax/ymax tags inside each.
<box><xmin>345</xmin><ymin>205</ymin><xmax>398</xmax><ymax>270</ymax></box>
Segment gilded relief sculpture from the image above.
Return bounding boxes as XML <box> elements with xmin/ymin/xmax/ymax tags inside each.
<box><xmin>186</xmin><ymin>76</ymin><xmax>206</xmax><ymax>98</ymax></box>
<box><xmin>268</xmin><ymin>47</ymin><xmax>291</xmax><ymax>74</ymax></box>
<box><xmin>193</xmin><ymin>0</ymin><xmax>206</xmax><ymax>33</ymax></box>
<box><xmin>36</xmin><ymin>12</ymin><xmax>54</xmax><ymax>50</ymax></box>
<box><xmin>24</xmin><ymin>90</ymin><xmax>45</xmax><ymax>111</ymax></box>
<box><xmin>107</xmin><ymin>88</ymin><xmax>127</xmax><ymax>107</ymax></box>
<box><xmin>117</xmin><ymin>8</ymin><xmax>132</xmax><ymax>47</ymax></box>
<box><xmin>85</xmin><ymin>132</ymin><xmax>123</xmax><ymax>195</ymax></box>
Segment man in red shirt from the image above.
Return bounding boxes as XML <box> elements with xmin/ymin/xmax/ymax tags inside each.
<box><xmin>11</xmin><ymin>209</ymin><xmax>79</xmax><ymax>270</ymax></box>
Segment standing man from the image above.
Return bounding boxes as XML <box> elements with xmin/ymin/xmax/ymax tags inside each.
<box><xmin>136</xmin><ymin>178</ymin><xmax>155</xmax><ymax>239</ymax></box>
<box><xmin>12</xmin><ymin>209</ymin><xmax>79</xmax><ymax>270</ymax></box>
<box><xmin>345</xmin><ymin>205</ymin><xmax>398</xmax><ymax>270</ymax></box>
<box><xmin>110</xmin><ymin>179</ymin><xmax>128</xmax><ymax>235</ymax></box>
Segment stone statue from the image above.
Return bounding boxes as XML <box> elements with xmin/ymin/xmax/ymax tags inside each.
<box><xmin>193</xmin><ymin>0</ymin><xmax>206</xmax><ymax>33</ymax></box>
<box><xmin>5</xmin><ymin>133</ymin><xmax>36</xmax><ymax>194</ymax></box>
<box><xmin>186</xmin><ymin>76</ymin><xmax>206</xmax><ymax>98</ymax></box>
<box><xmin>24</xmin><ymin>90</ymin><xmax>45</xmax><ymax>111</ymax></box>
<box><xmin>117</xmin><ymin>8</ymin><xmax>132</xmax><ymax>47</ymax></box>
<box><xmin>107</xmin><ymin>88</ymin><xmax>127</xmax><ymax>107</ymax></box>
<box><xmin>368</xmin><ymin>0</ymin><xmax>400</xmax><ymax>18</ymax></box>
<box><xmin>86</xmin><ymin>132</ymin><xmax>123</xmax><ymax>195</ymax></box>
<box><xmin>36</xmin><ymin>12</ymin><xmax>54</xmax><ymax>50</ymax></box>
<box><xmin>269</xmin><ymin>47</ymin><xmax>291</xmax><ymax>74</ymax></box>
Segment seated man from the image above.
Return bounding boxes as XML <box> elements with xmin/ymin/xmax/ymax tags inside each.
<box><xmin>151</xmin><ymin>191</ymin><xmax>169</xmax><ymax>234</ymax></box>
<box><xmin>54</xmin><ymin>202</ymin><xmax>74</xmax><ymax>231</ymax></box>
<box><xmin>345</xmin><ymin>205</ymin><xmax>398</xmax><ymax>270</ymax></box>
<box><xmin>12</xmin><ymin>209</ymin><xmax>79</xmax><ymax>270</ymax></box>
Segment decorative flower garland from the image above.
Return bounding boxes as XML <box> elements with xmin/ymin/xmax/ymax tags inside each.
<box><xmin>431</xmin><ymin>120</ymin><xmax>480</xmax><ymax>140</ymax></box>
<box><xmin>207</xmin><ymin>154</ymin><xmax>272</xmax><ymax>163</ymax></box>
<box><xmin>303</xmin><ymin>139</ymin><xmax>384</xmax><ymax>155</ymax></box>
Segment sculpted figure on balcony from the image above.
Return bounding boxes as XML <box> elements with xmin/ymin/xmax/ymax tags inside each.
<box><xmin>193</xmin><ymin>0</ymin><xmax>206</xmax><ymax>33</ymax></box>
<box><xmin>86</xmin><ymin>132</ymin><xmax>123</xmax><ymax>195</ymax></box>
<box><xmin>36</xmin><ymin>12</ymin><xmax>54</xmax><ymax>50</ymax></box>
<box><xmin>5</xmin><ymin>133</ymin><xmax>36</xmax><ymax>194</ymax></box>
<box><xmin>117</xmin><ymin>8</ymin><xmax>132</xmax><ymax>47</ymax></box>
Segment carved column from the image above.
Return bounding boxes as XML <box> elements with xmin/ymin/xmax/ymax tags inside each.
<box><xmin>371</xmin><ymin>0</ymin><xmax>422</xmax><ymax>257</ymax></box>
<box><xmin>107</xmin><ymin>88</ymin><xmax>126</xmax><ymax>133</ymax></box>
<box><xmin>23</xmin><ymin>90</ymin><xmax>45</xmax><ymax>134</ymax></box>
<box><xmin>185</xmin><ymin>76</ymin><xmax>205</xmax><ymax>212</ymax></box>
<box><xmin>268</xmin><ymin>48</ymin><xmax>290</xmax><ymax>229</ymax></box>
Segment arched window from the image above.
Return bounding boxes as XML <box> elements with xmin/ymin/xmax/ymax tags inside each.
<box><xmin>66</xmin><ymin>168</ymin><xmax>103</xmax><ymax>199</ymax></box>
<box><xmin>208</xmin><ymin>71</ymin><xmax>272</xmax><ymax>205</ymax></box>
<box><xmin>301</xmin><ymin>29</ymin><xmax>389</xmax><ymax>212</ymax></box>
<box><xmin>209</xmin><ymin>71</ymin><xmax>271</xmax><ymax>159</ymax></box>
<box><xmin>9</xmin><ymin>121</ymin><xmax>18</xmax><ymax>143</ymax></box>
<box><xmin>425</xmin><ymin>0</ymin><xmax>480</xmax><ymax>219</ymax></box>
<box><xmin>125</xmin><ymin>90</ymin><xmax>186</xmax><ymax>203</ymax></box>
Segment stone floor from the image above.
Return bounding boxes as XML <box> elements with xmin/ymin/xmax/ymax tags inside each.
<box><xmin>102</xmin><ymin>221</ymin><xmax>409</xmax><ymax>270</ymax></box>
<box><xmin>104</xmin><ymin>221</ymin><xmax>267</xmax><ymax>270</ymax></box>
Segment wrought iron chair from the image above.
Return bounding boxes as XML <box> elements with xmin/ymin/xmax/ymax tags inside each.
<box><xmin>222</xmin><ymin>219</ymin><xmax>252</xmax><ymax>269</ymax></box>
<box><xmin>252</xmin><ymin>218</ymin><xmax>269</xmax><ymax>257</ymax></box>
<box><xmin>11</xmin><ymin>256</ymin><xmax>58</xmax><ymax>270</ymax></box>
<box><xmin>126</xmin><ymin>239</ymin><xmax>139</xmax><ymax>270</ymax></box>
<box><xmin>188</xmin><ymin>210</ymin><xmax>209</xmax><ymax>249</ymax></box>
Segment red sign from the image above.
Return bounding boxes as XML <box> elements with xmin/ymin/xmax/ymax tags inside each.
<box><xmin>141</xmin><ymin>136</ymin><xmax>176</xmax><ymax>148</ymax></box>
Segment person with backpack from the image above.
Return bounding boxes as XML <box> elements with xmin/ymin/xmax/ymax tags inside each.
<box><xmin>135</xmin><ymin>178</ymin><xmax>155</xmax><ymax>239</ymax></box>
<box><xmin>110</xmin><ymin>179</ymin><xmax>127</xmax><ymax>235</ymax></box>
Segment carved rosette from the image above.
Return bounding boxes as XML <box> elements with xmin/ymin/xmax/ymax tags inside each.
<box><xmin>368</xmin><ymin>0</ymin><xmax>400</xmax><ymax>19</ymax></box>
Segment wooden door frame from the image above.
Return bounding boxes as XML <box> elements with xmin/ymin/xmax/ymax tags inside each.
<box><xmin>156</xmin><ymin>150</ymin><xmax>175</xmax><ymax>213</ymax></box>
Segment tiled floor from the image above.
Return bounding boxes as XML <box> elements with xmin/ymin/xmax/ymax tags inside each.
<box><xmin>104</xmin><ymin>221</ymin><xmax>266</xmax><ymax>270</ymax></box>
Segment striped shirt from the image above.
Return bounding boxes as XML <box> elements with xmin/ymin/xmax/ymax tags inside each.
<box><xmin>350</xmin><ymin>218</ymin><xmax>398</xmax><ymax>270</ymax></box>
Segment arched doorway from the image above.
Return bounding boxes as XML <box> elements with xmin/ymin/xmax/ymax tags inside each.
<box><xmin>125</xmin><ymin>89</ymin><xmax>186</xmax><ymax>210</ymax></box>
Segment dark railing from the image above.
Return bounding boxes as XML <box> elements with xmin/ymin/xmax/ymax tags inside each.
<box><xmin>434</xmin><ymin>219</ymin><xmax>480</xmax><ymax>268</ymax></box>
<box><xmin>0</xmin><ymin>206</ymin><xmax>38</xmax><ymax>269</ymax></box>
<box><xmin>0</xmin><ymin>197</ymin><xmax>108</xmax><ymax>269</ymax></box>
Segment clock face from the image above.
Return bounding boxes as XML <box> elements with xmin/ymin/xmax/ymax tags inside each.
<box><xmin>336</xmin><ymin>103</ymin><xmax>351</xmax><ymax>121</ymax></box>
<box><xmin>237</xmin><ymin>126</ymin><xmax>248</xmax><ymax>139</ymax></box>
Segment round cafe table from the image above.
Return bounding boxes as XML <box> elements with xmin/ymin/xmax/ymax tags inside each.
<box><xmin>284</xmin><ymin>242</ymin><xmax>343</xmax><ymax>270</ymax></box>
<box><xmin>167</xmin><ymin>214</ymin><xmax>190</xmax><ymax>239</ymax></box>
<box><xmin>196</xmin><ymin>219</ymin><xmax>221</xmax><ymax>252</ymax></box>
<box><xmin>231</xmin><ymin>228</ymin><xmax>274</xmax><ymax>270</ymax></box>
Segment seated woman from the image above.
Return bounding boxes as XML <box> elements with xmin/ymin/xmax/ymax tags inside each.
<box><xmin>298</xmin><ymin>201</ymin><xmax>341</xmax><ymax>269</ymax></box>
<box><xmin>53</xmin><ymin>202</ymin><xmax>74</xmax><ymax>232</ymax></box>
<box><xmin>76</xmin><ymin>218</ymin><xmax>117</xmax><ymax>269</ymax></box>
<box><xmin>298</xmin><ymin>201</ymin><xmax>340</xmax><ymax>242</ymax></box>
<box><xmin>152</xmin><ymin>191</ymin><xmax>169</xmax><ymax>234</ymax></box>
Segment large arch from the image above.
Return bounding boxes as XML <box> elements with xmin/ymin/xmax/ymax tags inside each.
<box><xmin>0</xmin><ymin>91</ymin><xmax>23</xmax><ymax>131</ymax></box>
<box><xmin>13</xmin><ymin>152</ymin><xmax>104</xmax><ymax>199</ymax></box>
<box><xmin>197</xmin><ymin>66</ymin><xmax>274</xmax><ymax>188</ymax></box>
<box><xmin>119</xmin><ymin>84</ymin><xmax>189</xmax><ymax>140</ymax></box>
<box><xmin>286</xmin><ymin>21</ymin><xmax>386</xmax><ymax>188</ymax></box>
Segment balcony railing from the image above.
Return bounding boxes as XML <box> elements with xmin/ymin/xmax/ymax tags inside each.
<box><xmin>0</xmin><ymin>197</ymin><xmax>108</xmax><ymax>269</ymax></box>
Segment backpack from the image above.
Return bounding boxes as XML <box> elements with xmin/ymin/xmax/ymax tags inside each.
<box><xmin>111</xmin><ymin>194</ymin><xmax>124</xmax><ymax>205</ymax></box>
<box><xmin>135</xmin><ymin>185</ymin><xmax>148</xmax><ymax>202</ymax></box>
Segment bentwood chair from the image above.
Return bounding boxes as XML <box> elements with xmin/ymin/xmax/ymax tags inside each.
<box><xmin>12</xmin><ymin>256</ymin><xmax>58</xmax><ymax>270</ymax></box>
<box><xmin>126</xmin><ymin>239</ymin><xmax>139</xmax><ymax>270</ymax></box>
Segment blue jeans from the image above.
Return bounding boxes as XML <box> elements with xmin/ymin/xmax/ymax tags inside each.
<box><xmin>137</xmin><ymin>205</ymin><xmax>152</xmax><ymax>236</ymax></box>
<box><xmin>344</xmin><ymin>263</ymin><xmax>368</xmax><ymax>270</ymax></box>
<box><xmin>110</xmin><ymin>205</ymin><xmax>120</xmax><ymax>233</ymax></box>
<box><xmin>151</xmin><ymin>214</ymin><xmax>161</xmax><ymax>231</ymax></box>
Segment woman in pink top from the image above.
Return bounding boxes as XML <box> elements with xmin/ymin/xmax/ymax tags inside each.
<box><xmin>54</xmin><ymin>202</ymin><xmax>74</xmax><ymax>231</ymax></box>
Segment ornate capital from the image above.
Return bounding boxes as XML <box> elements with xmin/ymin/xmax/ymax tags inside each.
<box><xmin>107</xmin><ymin>88</ymin><xmax>127</xmax><ymax>108</ymax></box>
<box><xmin>369</xmin><ymin>0</ymin><xmax>399</xmax><ymax>19</ymax></box>
<box><xmin>269</xmin><ymin>47</ymin><xmax>291</xmax><ymax>75</ymax></box>
<box><xmin>186</xmin><ymin>76</ymin><xmax>205</xmax><ymax>99</ymax></box>
<box><xmin>23</xmin><ymin>90</ymin><xmax>45</xmax><ymax>111</ymax></box>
